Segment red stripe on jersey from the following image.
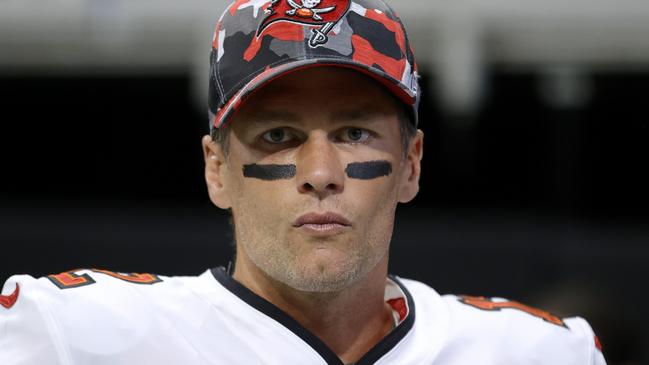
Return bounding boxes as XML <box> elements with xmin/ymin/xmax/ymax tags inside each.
<box><xmin>0</xmin><ymin>283</ymin><xmax>19</xmax><ymax>309</ymax></box>
<box><xmin>594</xmin><ymin>335</ymin><xmax>603</xmax><ymax>352</ymax></box>
<box><xmin>387</xmin><ymin>297</ymin><xmax>407</xmax><ymax>322</ymax></box>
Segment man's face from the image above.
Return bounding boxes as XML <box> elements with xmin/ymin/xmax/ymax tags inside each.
<box><xmin>205</xmin><ymin>68</ymin><xmax>422</xmax><ymax>293</ymax></box>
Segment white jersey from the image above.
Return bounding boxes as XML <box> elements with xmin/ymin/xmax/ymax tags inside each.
<box><xmin>0</xmin><ymin>268</ymin><xmax>606</xmax><ymax>365</ymax></box>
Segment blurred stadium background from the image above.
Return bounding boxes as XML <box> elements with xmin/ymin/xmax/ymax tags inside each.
<box><xmin>1</xmin><ymin>0</ymin><xmax>647</xmax><ymax>363</ymax></box>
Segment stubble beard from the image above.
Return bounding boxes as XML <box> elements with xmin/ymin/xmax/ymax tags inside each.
<box><xmin>240</xmin><ymin>230</ymin><xmax>389</xmax><ymax>293</ymax></box>
<box><xmin>233</xmin><ymin>190</ymin><xmax>395</xmax><ymax>294</ymax></box>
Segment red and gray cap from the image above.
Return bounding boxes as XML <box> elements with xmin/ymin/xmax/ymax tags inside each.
<box><xmin>208</xmin><ymin>0</ymin><xmax>420</xmax><ymax>131</ymax></box>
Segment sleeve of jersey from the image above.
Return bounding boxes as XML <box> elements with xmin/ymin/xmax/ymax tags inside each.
<box><xmin>0</xmin><ymin>275</ymin><xmax>70</xmax><ymax>365</ymax></box>
<box><xmin>565</xmin><ymin>317</ymin><xmax>608</xmax><ymax>365</ymax></box>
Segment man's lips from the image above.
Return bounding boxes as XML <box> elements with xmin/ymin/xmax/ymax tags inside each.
<box><xmin>293</xmin><ymin>212</ymin><xmax>352</xmax><ymax>228</ymax></box>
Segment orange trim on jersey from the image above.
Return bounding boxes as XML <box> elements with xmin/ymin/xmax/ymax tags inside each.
<box><xmin>459</xmin><ymin>295</ymin><xmax>567</xmax><ymax>328</ymax></box>
<box><xmin>594</xmin><ymin>335</ymin><xmax>603</xmax><ymax>352</ymax></box>
<box><xmin>47</xmin><ymin>269</ymin><xmax>96</xmax><ymax>289</ymax></box>
<box><xmin>91</xmin><ymin>269</ymin><xmax>162</xmax><ymax>285</ymax></box>
<box><xmin>47</xmin><ymin>269</ymin><xmax>163</xmax><ymax>290</ymax></box>
<box><xmin>0</xmin><ymin>283</ymin><xmax>20</xmax><ymax>309</ymax></box>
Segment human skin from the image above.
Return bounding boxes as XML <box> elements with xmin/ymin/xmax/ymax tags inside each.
<box><xmin>202</xmin><ymin>67</ymin><xmax>423</xmax><ymax>363</ymax></box>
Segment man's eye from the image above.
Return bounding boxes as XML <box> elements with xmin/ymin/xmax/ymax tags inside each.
<box><xmin>262</xmin><ymin>128</ymin><xmax>291</xmax><ymax>143</ymax></box>
<box><xmin>342</xmin><ymin>128</ymin><xmax>370</xmax><ymax>143</ymax></box>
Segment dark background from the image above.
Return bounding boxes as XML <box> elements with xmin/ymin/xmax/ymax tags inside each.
<box><xmin>1</xmin><ymin>70</ymin><xmax>648</xmax><ymax>364</ymax></box>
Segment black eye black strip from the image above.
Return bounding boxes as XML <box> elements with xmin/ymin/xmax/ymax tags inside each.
<box><xmin>243</xmin><ymin>161</ymin><xmax>392</xmax><ymax>181</ymax></box>
<box><xmin>345</xmin><ymin>160</ymin><xmax>392</xmax><ymax>180</ymax></box>
<box><xmin>243</xmin><ymin>164</ymin><xmax>297</xmax><ymax>180</ymax></box>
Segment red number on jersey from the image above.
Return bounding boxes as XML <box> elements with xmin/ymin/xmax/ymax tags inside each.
<box><xmin>47</xmin><ymin>269</ymin><xmax>161</xmax><ymax>289</ymax></box>
<box><xmin>90</xmin><ymin>269</ymin><xmax>162</xmax><ymax>285</ymax></box>
<box><xmin>48</xmin><ymin>269</ymin><xmax>96</xmax><ymax>289</ymax></box>
<box><xmin>459</xmin><ymin>295</ymin><xmax>567</xmax><ymax>328</ymax></box>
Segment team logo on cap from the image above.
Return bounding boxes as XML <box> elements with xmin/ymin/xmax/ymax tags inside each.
<box><xmin>258</xmin><ymin>0</ymin><xmax>351</xmax><ymax>48</ymax></box>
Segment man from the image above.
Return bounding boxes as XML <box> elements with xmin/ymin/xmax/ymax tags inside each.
<box><xmin>1</xmin><ymin>0</ymin><xmax>606</xmax><ymax>364</ymax></box>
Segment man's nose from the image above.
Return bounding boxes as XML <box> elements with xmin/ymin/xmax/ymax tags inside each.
<box><xmin>296</xmin><ymin>132</ymin><xmax>344</xmax><ymax>198</ymax></box>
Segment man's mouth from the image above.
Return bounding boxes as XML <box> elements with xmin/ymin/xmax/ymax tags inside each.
<box><xmin>293</xmin><ymin>212</ymin><xmax>352</xmax><ymax>235</ymax></box>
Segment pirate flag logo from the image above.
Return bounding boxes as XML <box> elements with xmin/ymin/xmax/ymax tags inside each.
<box><xmin>258</xmin><ymin>0</ymin><xmax>351</xmax><ymax>48</ymax></box>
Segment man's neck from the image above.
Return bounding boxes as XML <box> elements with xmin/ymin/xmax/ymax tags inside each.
<box><xmin>232</xmin><ymin>255</ymin><xmax>393</xmax><ymax>364</ymax></box>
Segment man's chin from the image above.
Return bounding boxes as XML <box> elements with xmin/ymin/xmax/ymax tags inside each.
<box><xmin>286</xmin><ymin>274</ymin><xmax>357</xmax><ymax>293</ymax></box>
<box><xmin>281</xmin><ymin>261</ymin><xmax>362</xmax><ymax>293</ymax></box>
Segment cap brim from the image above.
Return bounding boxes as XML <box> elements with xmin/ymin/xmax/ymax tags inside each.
<box><xmin>211</xmin><ymin>58</ymin><xmax>418</xmax><ymax>130</ymax></box>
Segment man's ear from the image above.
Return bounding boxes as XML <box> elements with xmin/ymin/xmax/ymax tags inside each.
<box><xmin>398</xmin><ymin>130</ymin><xmax>424</xmax><ymax>203</ymax></box>
<box><xmin>202</xmin><ymin>135</ymin><xmax>232</xmax><ymax>209</ymax></box>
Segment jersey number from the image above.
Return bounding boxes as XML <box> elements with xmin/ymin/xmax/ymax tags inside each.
<box><xmin>459</xmin><ymin>295</ymin><xmax>567</xmax><ymax>328</ymax></box>
<box><xmin>48</xmin><ymin>269</ymin><xmax>162</xmax><ymax>290</ymax></box>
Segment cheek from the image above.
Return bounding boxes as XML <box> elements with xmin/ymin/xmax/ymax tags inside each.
<box><xmin>345</xmin><ymin>175</ymin><xmax>400</xmax><ymax>224</ymax></box>
<box><xmin>346</xmin><ymin>179</ymin><xmax>398</xmax><ymax>261</ymax></box>
<box><xmin>233</xmin><ymin>180</ymin><xmax>288</xmax><ymax>213</ymax></box>
<box><xmin>228</xmin><ymin>175</ymin><xmax>296</xmax><ymax>230</ymax></box>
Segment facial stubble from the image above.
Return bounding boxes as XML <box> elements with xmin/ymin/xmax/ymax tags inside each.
<box><xmin>234</xmin><ymin>192</ymin><xmax>395</xmax><ymax>294</ymax></box>
<box><xmin>234</xmin><ymin>154</ymin><xmax>399</xmax><ymax>293</ymax></box>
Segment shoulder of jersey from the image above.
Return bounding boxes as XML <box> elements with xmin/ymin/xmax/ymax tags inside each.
<box><xmin>398</xmin><ymin>278</ymin><xmax>606</xmax><ymax>365</ymax></box>
<box><xmin>444</xmin><ymin>293</ymin><xmax>604</xmax><ymax>364</ymax></box>
<box><xmin>1</xmin><ymin>269</ymin><xmax>223</xmax><ymax>363</ymax></box>
<box><xmin>2</xmin><ymin>269</ymin><xmax>209</xmax><ymax>306</ymax></box>
<box><xmin>0</xmin><ymin>269</ymin><xmax>211</xmax><ymax>324</ymax></box>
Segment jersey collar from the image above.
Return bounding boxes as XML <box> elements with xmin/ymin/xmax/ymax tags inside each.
<box><xmin>210</xmin><ymin>267</ymin><xmax>416</xmax><ymax>365</ymax></box>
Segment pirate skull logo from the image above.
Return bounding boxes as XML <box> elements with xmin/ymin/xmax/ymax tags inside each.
<box><xmin>259</xmin><ymin>0</ymin><xmax>349</xmax><ymax>48</ymax></box>
<box><xmin>286</xmin><ymin>0</ymin><xmax>336</xmax><ymax>21</ymax></box>
<box><xmin>302</xmin><ymin>0</ymin><xmax>323</xmax><ymax>7</ymax></box>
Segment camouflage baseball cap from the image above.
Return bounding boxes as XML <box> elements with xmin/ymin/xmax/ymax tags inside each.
<box><xmin>208</xmin><ymin>0</ymin><xmax>420</xmax><ymax>131</ymax></box>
